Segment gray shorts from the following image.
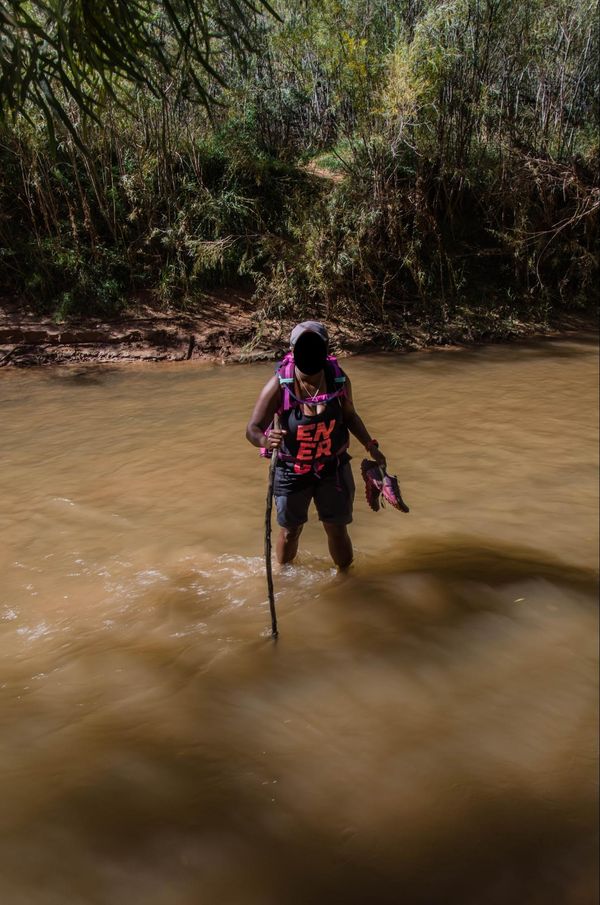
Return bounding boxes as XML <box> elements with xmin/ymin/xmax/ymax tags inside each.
<box><xmin>275</xmin><ymin>463</ymin><xmax>355</xmax><ymax>529</ymax></box>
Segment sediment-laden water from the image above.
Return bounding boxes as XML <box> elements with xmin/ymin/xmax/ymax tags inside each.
<box><xmin>0</xmin><ymin>337</ymin><xmax>598</xmax><ymax>905</ymax></box>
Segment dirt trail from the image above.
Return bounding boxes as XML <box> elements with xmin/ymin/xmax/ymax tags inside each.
<box><xmin>301</xmin><ymin>160</ymin><xmax>345</xmax><ymax>183</ymax></box>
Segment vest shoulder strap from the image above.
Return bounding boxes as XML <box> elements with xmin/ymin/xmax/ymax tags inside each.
<box><xmin>326</xmin><ymin>355</ymin><xmax>346</xmax><ymax>386</ymax></box>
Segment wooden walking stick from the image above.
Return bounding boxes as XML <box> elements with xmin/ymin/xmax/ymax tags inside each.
<box><xmin>264</xmin><ymin>415</ymin><xmax>280</xmax><ymax>638</ymax></box>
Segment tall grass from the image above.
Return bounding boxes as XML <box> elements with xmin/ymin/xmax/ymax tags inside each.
<box><xmin>250</xmin><ymin>0</ymin><xmax>599</xmax><ymax>326</ymax></box>
<box><xmin>0</xmin><ymin>0</ymin><xmax>597</xmax><ymax>329</ymax></box>
<box><xmin>0</xmin><ymin>99</ymin><xmax>315</xmax><ymax>317</ymax></box>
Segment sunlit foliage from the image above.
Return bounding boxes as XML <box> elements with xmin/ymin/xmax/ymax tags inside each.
<box><xmin>0</xmin><ymin>0</ymin><xmax>597</xmax><ymax>328</ymax></box>
<box><xmin>0</xmin><ymin>0</ymin><xmax>276</xmax><ymax>129</ymax></box>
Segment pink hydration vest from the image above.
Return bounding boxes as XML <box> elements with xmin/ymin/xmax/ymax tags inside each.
<box><xmin>261</xmin><ymin>353</ymin><xmax>347</xmax><ymax>461</ymax></box>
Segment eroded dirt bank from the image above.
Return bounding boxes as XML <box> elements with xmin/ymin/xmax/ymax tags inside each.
<box><xmin>0</xmin><ymin>295</ymin><xmax>596</xmax><ymax>368</ymax></box>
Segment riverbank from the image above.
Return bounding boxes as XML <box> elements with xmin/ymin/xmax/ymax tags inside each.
<box><xmin>0</xmin><ymin>295</ymin><xmax>596</xmax><ymax>368</ymax></box>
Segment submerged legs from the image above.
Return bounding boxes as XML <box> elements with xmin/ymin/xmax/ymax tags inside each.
<box><xmin>323</xmin><ymin>523</ymin><xmax>353</xmax><ymax>571</ymax></box>
<box><xmin>276</xmin><ymin>523</ymin><xmax>353</xmax><ymax>571</ymax></box>
<box><xmin>276</xmin><ymin>525</ymin><xmax>303</xmax><ymax>564</ymax></box>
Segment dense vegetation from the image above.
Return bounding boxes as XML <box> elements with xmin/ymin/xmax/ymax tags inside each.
<box><xmin>0</xmin><ymin>0</ymin><xmax>598</xmax><ymax>337</ymax></box>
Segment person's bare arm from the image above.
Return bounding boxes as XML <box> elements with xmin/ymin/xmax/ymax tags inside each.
<box><xmin>246</xmin><ymin>375</ymin><xmax>287</xmax><ymax>450</ymax></box>
<box><xmin>341</xmin><ymin>376</ymin><xmax>387</xmax><ymax>468</ymax></box>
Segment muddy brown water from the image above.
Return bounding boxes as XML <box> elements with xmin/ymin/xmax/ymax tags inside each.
<box><xmin>0</xmin><ymin>338</ymin><xmax>598</xmax><ymax>905</ymax></box>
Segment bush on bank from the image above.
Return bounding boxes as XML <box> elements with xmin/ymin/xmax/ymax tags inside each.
<box><xmin>0</xmin><ymin>112</ymin><xmax>316</xmax><ymax>318</ymax></box>
<box><xmin>261</xmin><ymin>142</ymin><xmax>598</xmax><ymax>329</ymax></box>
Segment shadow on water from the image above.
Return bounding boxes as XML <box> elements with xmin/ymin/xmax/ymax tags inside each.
<box><xmin>0</xmin><ymin>535</ymin><xmax>597</xmax><ymax>905</ymax></box>
<box><xmin>340</xmin><ymin>534</ymin><xmax>599</xmax><ymax>625</ymax></box>
<box><xmin>391</xmin><ymin>332</ymin><xmax>599</xmax><ymax>371</ymax></box>
<box><xmin>509</xmin><ymin>331</ymin><xmax>598</xmax><ymax>356</ymax></box>
<box><xmin>6</xmin><ymin>751</ymin><xmax>595</xmax><ymax>905</ymax></box>
<box><xmin>46</xmin><ymin>365</ymin><xmax>118</xmax><ymax>385</ymax></box>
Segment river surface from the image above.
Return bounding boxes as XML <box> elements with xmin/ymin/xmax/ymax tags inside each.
<box><xmin>0</xmin><ymin>337</ymin><xmax>598</xmax><ymax>905</ymax></box>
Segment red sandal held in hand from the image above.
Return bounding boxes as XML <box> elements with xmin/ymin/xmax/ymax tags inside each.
<box><xmin>360</xmin><ymin>459</ymin><xmax>410</xmax><ymax>513</ymax></box>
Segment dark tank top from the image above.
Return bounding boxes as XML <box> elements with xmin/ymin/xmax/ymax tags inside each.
<box><xmin>275</xmin><ymin>365</ymin><xmax>350</xmax><ymax>491</ymax></box>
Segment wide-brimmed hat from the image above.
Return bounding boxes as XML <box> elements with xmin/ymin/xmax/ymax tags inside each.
<box><xmin>290</xmin><ymin>321</ymin><xmax>328</xmax><ymax>347</ymax></box>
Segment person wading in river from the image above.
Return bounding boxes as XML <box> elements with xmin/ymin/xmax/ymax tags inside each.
<box><xmin>246</xmin><ymin>321</ymin><xmax>387</xmax><ymax>569</ymax></box>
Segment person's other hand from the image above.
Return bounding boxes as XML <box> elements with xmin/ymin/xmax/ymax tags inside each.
<box><xmin>372</xmin><ymin>447</ymin><xmax>387</xmax><ymax>470</ymax></box>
